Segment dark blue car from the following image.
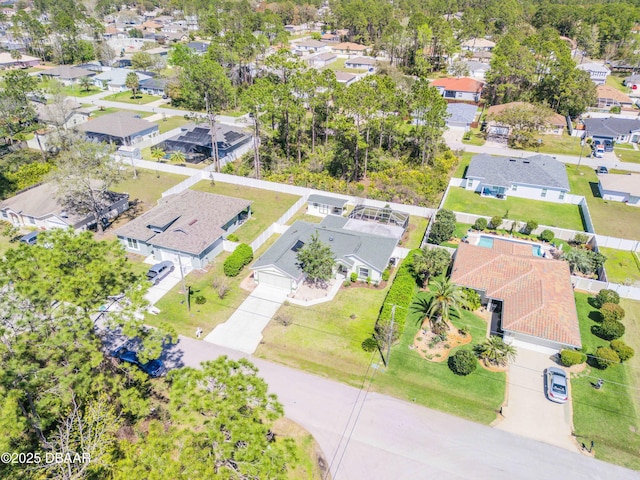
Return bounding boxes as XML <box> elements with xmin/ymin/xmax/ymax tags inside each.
<box><xmin>111</xmin><ymin>346</ymin><xmax>166</xmax><ymax>377</ymax></box>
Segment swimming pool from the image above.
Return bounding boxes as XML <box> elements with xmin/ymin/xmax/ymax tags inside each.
<box><xmin>477</xmin><ymin>235</ymin><xmax>543</xmax><ymax>257</ymax></box>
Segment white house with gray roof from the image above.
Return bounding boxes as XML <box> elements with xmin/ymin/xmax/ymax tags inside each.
<box><xmin>115</xmin><ymin>190</ymin><xmax>251</xmax><ymax>269</ymax></box>
<box><xmin>251</xmin><ymin>215</ymin><xmax>398</xmax><ymax>292</ymax></box>
<box><xmin>464</xmin><ymin>154</ymin><xmax>570</xmax><ymax>202</ymax></box>
<box><xmin>583</xmin><ymin>117</ymin><xmax>640</xmax><ymax>145</ymax></box>
<box><xmin>576</xmin><ymin>62</ymin><xmax>610</xmax><ymax>85</ymax></box>
<box><xmin>307</xmin><ymin>194</ymin><xmax>348</xmax><ymax>217</ymax></box>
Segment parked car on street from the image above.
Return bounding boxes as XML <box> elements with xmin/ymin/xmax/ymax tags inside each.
<box><xmin>111</xmin><ymin>346</ymin><xmax>167</xmax><ymax>377</ymax></box>
<box><xmin>596</xmin><ymin>166</ymin><xmax>609</xmax><ymax>175</ymax></box>
<box><xmin>146</xmin><ymin>261</ymin><xmax>174</xmax><ymax>285</ymax></box>
<box><xmin>545</xmin><ymin>367</ymin><xmax>568</xmax><ymax>403</ymax></box>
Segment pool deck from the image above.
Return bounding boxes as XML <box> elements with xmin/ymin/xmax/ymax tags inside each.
<box><xmin>466</xmin><ymin>233</ymin><xmax>557</xmax><ymax>259</ymax></box>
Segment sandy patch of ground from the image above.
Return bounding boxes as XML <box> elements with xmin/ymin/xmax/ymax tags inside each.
<box><xmin>410</xmin><ymin>321</ymin><xmax>472</xmax><ymax>362</ymax></box>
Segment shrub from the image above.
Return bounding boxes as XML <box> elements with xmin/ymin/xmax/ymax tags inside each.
<box><xmin>274</xmin><ymin>312</ymin><xmax>292</xmax><ymax>327</ymax></box>
<box><xmin>226</xmin><ymin>233</ymin><xmax>239</xmax><ymax>242</ymax></box>
<box><xmin>592</xmin><ymin>320</ymin><xmax>625</xmax><ymax>341</ymax></box>
<box><xmin>592</xmin><ymin>346</ymin><xmax>620</xmax><ymax>369</ymax></box>
<box><xmin>473</xmin><ymin>218</ymin><xmax>487</xmax><ymax>231</ymax></box>
<box><xmin>523</xmin><ymin>220</ymin><xmax>538</xmax><ymax>235</ymax></box>
<box><xmin>489</xmin><ymin>215</ymin><xmax>503</xmax><ymax>229</ymax></box>
<box><xmin>539</xmin><ymin>229</ymin><xmax>554</xmax><ymax>242</ymax></box>
<box><xmin>462</xmin><ymin>287</ymin><xmax>481</xmax><ymax>311</ymax></box>
<box><xmin>342</xmin><ymin>280</ymin><xmax>350</xmax><ymax>287</ymax></box>
<box><xmin>610</xmin><ymin>340</ymin><xmax>635</xmax><ymax>362</ymax></box>
<box><xmin>375</xmin><ymin>251</ymin><xmax>419</xmax><ymax>344</ymax></box>
<box><xmin>235</xmin><ymin>243</ymin><xmax>254</xmax><ymax>266</ymax></box>
<box><xmin>595</xmin><ymin>289</ymin><xmax>620</xmax><ymax>307</ymax></box>
<box><xmin>350</xmin><ymin>272</ymin><xmax>358</xmax><ymax>283</ymax></box>
<box><xmin>212</xmin><ymin>277</ymin><xmax>230</xmax><ymax>299</ymax></box>
<box><xmin>560</xmin><ymin>349</ymin><xmax>587</xmax><ymax>367</ymax></box>
<box><xmin>194</xmin><ymin>295</ymin><xmax>206</xmax><ymax>305</ymax></box>
<box><xmin>600</xmin><ymin>302</ymin><xmax>625</xmax><ymax>322</ymax></box>
<box><xmin>223</xmin><ymin>243</ymin><xmax>254</xmax><ymax>277</ymax></box>
<box><xmin>571</xmin><ymin>233</ymin><xmax>589</xmax><ymax>246</ymax></box>
<box><xmin>381</xmin><ymin>268</ymin><xmax>390</xmax><ymax>282</ymax></box>
<box><xmin>361</xmin><ymin>337</ymin><xmax>378</xmax><ymax>352</ymax></box>
<box><xmin>448</xmin><ymin>349</ymin><xmax>477</xmax><ymax>376</ymax></box>
<box><xmin>428</xmin><ymin>209</ymin><xmax>457</xmax><ymax>245</ymax></box>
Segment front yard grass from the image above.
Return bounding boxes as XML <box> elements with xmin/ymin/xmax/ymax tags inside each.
<box><xmin>443</xmin><ymin>187</ymin><xmax>586</xmax><ymax>231</ymax></box>
<box><xmin>191</xmin><ymin>181</ymin><xmax>300</xmax><ymax>243</ymax></box>
<box><xmin>600</xmin><ymin>248</ymin><xmax>640</xmax><ymax>286</ymax></box>
<box><xmin>453</xmin><ymin>151</ymin><xmax>474</xmax><ymax>178</ymax></box>
<box><xmin>90</xmin><ymin>107</ymin><xmax>153</xmax><ymax>118</ymax></box>
<box><xmin>571</xmin><ymin>292</ymin><xmax>640</xmax><ymax>470</ymax></box>
<box><xmin>103</xmin><ymin>92</ymin><xmax>159</xmax><ymax>105</ymax></box>
<box><xmin>566</xmin><ymin>165</ymin><xmax>640</xmax><ymax>239</ymax></box>
<box><xmin>256</xmin><ymin>285</ymin><xmax>391</xmax><ymax>386</ymax></box>
<box><xmin>373</xmin><ymin>292</ymin><xmax>506</xmax><ymax>424</ymax></box>
<box><xmin>461</xmin><ymin>127</ymin><xmax>485</xmax><ymax>146</ymax></box>
<box><xmin>613</xmin><ymin>148</ymin><xmax>640</xmax><ymax>165</ymax></box>
<box><xmin>522</xmin><ymin>133</ymin><xmax>583</xmax><ymax>156</ymax></box>
<box><xmin>156</xmin><ymin>115</ymin><xmax>191</xmax><ymax>133</ymax></box>
<box><xmin>111</xmin><ymin>169</ymin><xmax>188</xmax><ymax>211</ymax></box>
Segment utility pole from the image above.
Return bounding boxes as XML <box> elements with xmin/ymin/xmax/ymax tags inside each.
<box><xmin>578</xmin><ymin>136</ymin><xmax>586</xmax><ymax>169</ymax></box>
<box><xmin>177</xmin><ymin>255</ymin><xmax>189</xmax><ymax>311</ymax></box>
<box><xmin>385</xmin><ymin>305</ymin><xmax>396</xmax><ymax>367</ymax></box>
<box><xmin>204</xmin><ymin>93</ymin><xmax>220</xmax><ymax>172</ymax></box>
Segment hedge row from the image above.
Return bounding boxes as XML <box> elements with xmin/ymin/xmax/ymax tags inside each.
<box><xmin>223</xmin><ymin>243</ymin><xmax>254</xmax><ymax>277</ymax></box>
<box><xmin>375</xmin><ymin>249</ymin><xmax>420</xmax><ymax>342</ymax></box>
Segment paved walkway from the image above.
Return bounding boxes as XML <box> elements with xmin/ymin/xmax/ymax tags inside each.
<box><xmin>204</xmin><ymin>284</ymin><xmax>288</xmax><ymax>353</ymax></box>
<box><xmin>497</xmin><ymin>347</ymin><xmax>578</xmax><ymax>452</ymax></box>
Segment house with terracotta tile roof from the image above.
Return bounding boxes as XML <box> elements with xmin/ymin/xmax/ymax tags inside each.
<box><xmin>431</xmin><ymin>77</ymin><xmax>484</xmax><ymax>103</ymax></box>
<box><xmin>595</xmin><ymin>85</ymin><xmax>634</xmax><ymax>109</ymax></box>
<box><xmin>451</xmin><ymin>240</ymin><xmax>581</xmax><ymax>351</ymax></box>
<box><xmin>332</xmin><ymin>42</ymin><xmax>370</xmax><ymax>55</ymax></box>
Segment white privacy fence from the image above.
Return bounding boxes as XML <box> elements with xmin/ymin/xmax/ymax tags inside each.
<box><xmin>572</xmin><ymin>276</ymin><xmax>640</xmax><ymax>300</ymax></box>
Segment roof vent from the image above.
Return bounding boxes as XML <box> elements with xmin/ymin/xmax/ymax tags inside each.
<box><xmin>509</xmin><ymin>159</ymin><xmax>516</xmax><ymax>162</ymax></box>
<box><xmin>188</xmin><ymin>219</ymin><xmax>198</xmax><ymax>226</ymax></box>
<box><xmin>329</xmin><ymin>236</ymin><xmax>334</xmax><ymax>241</ymax></box>
<box><xmin>523</xmin><ymin>160</ymin><xmax>530</xmax><ymax>164</ymax></box>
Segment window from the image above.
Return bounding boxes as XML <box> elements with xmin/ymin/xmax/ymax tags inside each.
<box><xmin>319</xmin><ymin>204</ymin><xmax>329</xmax><ymax>214</ymax></box>
<box><xmin>358</xmin><ymin>267</ymin><xmax>370</xmax><ymax>279</ymax></box>
<box><xmin>559</xmin><ymin>191</ymin><xmax>565</xmax><ymax>200</ymax></box>
<box><xmin>27</xmin><ymin>216</ymin><xmax>35</xmax><ymax>225</ymax></box>
<box><xmin>1</xmin><ymin>210</ymin><xmax>6</xmax><ymax>218</ymax></box>
<box><xmin>127</xmin><ymin>238</ymin><xmax>139</xmax><ymax>250</ymax></box>
<box><xmin>456</xmin><ymin>92</ymin><xmax>463</xmax><ymax>98</ymax></box>
<box><xmin>541</xmin><ymin>189</ymin><xmax>547</xmax><ymax>198</ymax></box>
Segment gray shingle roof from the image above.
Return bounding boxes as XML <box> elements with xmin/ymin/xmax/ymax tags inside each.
<box><xmin>307</xmin><ymin>194</ymin><xmax>348</xmax><ymax>208</ymax></box>
<box><xmin>446</xmin><ymin>103</ymin><xmax>478</xmax><ymax>124</ymax></box>
<box><xmin>583</xmin><ymin>117</ymin><xmax>640</xmax><ymax>138</ymax></box>
<box><xmin>466</xmin><ymin>154</ymin><xmax>570</xmax><ymax>191</ymax></box>
<box><xmin>41</xmin><ymin>66</ymin><xmax>95</xmax><ymax>79</ymax></box>
<box><xmin>114</xmin><ymin>190</ymin><xmax>251</xmax><ymax>255</ymax></box>
<box><xmin>252</xmin><ymin>219</ymin><xmax>398</xmax><ymax>280</ymax></box>
<box><xmin>77</xmin><ymin>111</ymin><xmax>158</xmax><ymax>139</ymax></box>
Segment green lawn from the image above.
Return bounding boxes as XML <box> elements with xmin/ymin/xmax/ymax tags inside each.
<box><xmin>285</xmin><ymin>206</ymin><xmax>324</xmax><ymax>226</ymax></box>
<box><xmin>55</xmin><ymin>84</ymin><xmax>101</xmax><ymax>97</ymax></box>
<box><xmin>600</xmin><ymin>248</ymin><xmax>640</xmax><ymax>286</ymax></box>
<box><xmin>103</xmin><ymin>92</ymin><xmax>159</xmax><ymax>105</ymax></box>
<box><xmin>90</xmin><ymin>107</ymin><xmax>153</xmax><ymax>118</ymax></box>
<box><xmin>111</xmin><ymin>169</ymin><xmax>188</xmax><ymax>211</ymax></box>
<box><xmin>613</xmin><ymin>148</ymin><xmax>640</xmax><ymax>164</ymax></box>
<box><xmin>146</xmin><ymin>234</ymin><xmax>281</xmax><ymax>337</ymax></box>
<box><xmin>442</xmin><ymin>223</ymin><xmax>473</xmax><ymax>248</ymax></box>
<box><xmin>461</xmin><ymin>127</ymin><xmax>486</xmax><ymax>146</ymax></box>
<box><xmin>606</xmin><ymin>74</ymin><xmax>630</xmax><ymax>94</ymax></box>
<box><xmin>324</xmin><ymin>57</ymin><xmax>367</xmax><ymax>73</ymax></box>
<box><xmin>453</xmin><ymin>151</ymin><xmax>474</xmax><ymax>178</ymax></box>
<box><xmin>571</xmin><ymin>292</ymin><xmax>640</xmax><ymax>469</ymax></box>
<box><xmin>156</xmin><ymin>115</ymin><xmax>191</xmax><ymax>133</ymax></box>
<box><xmin>256</xmin><ymin>285</ymin><xmax>391</xmax><ymax>386</ymax></box>
<box><xmin>373</xmin><ymin>291</ymin><xmax>506</xmax><ymax>424</ymax></box>
<box><xmin>191</xmin><ymin>181</ymin><xmax>300</xmax><ymax>243</ymax></box>
<box><xmin>566</xmin><ymin>165</ymin><xmax>640</xmax><ymax>239</ymax></box>
<box><xmin>522</xmin><ymin>133</ymin><xmax>584</xmax><ymax>156</ymax></box>
<box><xmin>402</xmin><ymin>216</ymin><xmax>429</xmax><ymax>249</ymax></box>
<box><xmin>443</xmin><ymin>187</ymin><xmax>586</xmax><ymax>231</ymax></box>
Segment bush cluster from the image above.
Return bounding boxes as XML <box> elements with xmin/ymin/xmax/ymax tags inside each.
<box><xmin>226</xmin><ymin>233</ymin><xmax>239</xmax><ymax>242</ymax></box>
<box><xmin>595</xmin><ymin>289</ymin><xmax>620</xmax><ymax>308</ymax></box>
<box><xmin>473</xmin><ymin>218</ymin><xmax>487</xmax><ymax>230</ymax></box>
<box><xmin>223</xmin><ymin>243</ymin><xmax>254</xmax><ymax>277</ymax></box>
<box><xmin>448</xmin><ymin>349</ymin><xmax>477</xmax><ymax>376</ymax></box>
<box><xmin>489</xmin><ymin>216</ymin><xmax>503</xmax><ymax>229</ymax></box>
<box><xmin>610</xmin><ymin>340</ymin><xmax>635</xmax><ymax>362</ymax></box>
<box><xmin>592</xmin><ymin>346</ymin><xmax>620</xmax><ymax>369</ymax></box>
<box><xmin>600</xmin><ymin>303</ymin><xmax>625</xmax><ymax>322</ymax></box>
<box><xmin>539</xmin><ymin>229</ymin><xmax>554</xmax><ymax>242</ymax></box>
<box><xmin>592</xmin><ymin>320</ymin><xmax>625</xmax><ymax>341</ymax></box>
<box><xmin>381</xmin><ymin>268</ymin><xmax>391</xmax><ymax>282</ymax></box>
<box><xmin>462</xmin><ymin>287</ymin><xmax>481</xmax><ymax>311</ymax></box>
<box><xmin>523</xmin><ymin>220</ymin><xmax>538</xmax><ymax>235</ymax></box>
<box><xmin>361</xmin><ymin>337</ymin><xmax>378</xmax><ymax>352</ymax></box>
<box><xmin>560</xmin><ymin>349</ymin><xmax>586</xmax><ymax>367</ymax></box>
<box><xmin>375</xmin><ymin>251</ymin><xmax>419</xmax><ymax>343</ymax></box>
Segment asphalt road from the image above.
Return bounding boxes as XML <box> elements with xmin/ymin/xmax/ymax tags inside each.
<box><xmin>165</xmin><ymin>335</ymin><xmax>640</xmax><ymax>480</ymax></box>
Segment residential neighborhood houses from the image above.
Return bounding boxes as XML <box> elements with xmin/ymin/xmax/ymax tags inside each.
<box><xmin>2</xmin><ymin>0</ymin><xmax>640</xmax><ymax>478</ymax></box>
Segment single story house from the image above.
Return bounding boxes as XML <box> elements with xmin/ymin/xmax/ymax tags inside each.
<box><xmin>76</xmin><ymin>111</ymin><xmax>159</xmax><ymax>146</ymax></box>
<box><xmin>452</xmin><ymin>60</ymin><xmax>490</xmax><ymax>80</ymax></box>
<box><xmin>332</xmin><ymin>42</ymin><xmax>370</xmax><ymax>55</ymax></box>
<box><xmin>38</xmin><ymin>66</ymin><xmax>95</xmax><ymax>86</ymax></box>
<box><xmin>334</xmin><ymin>71</ymin><xmax>358</xmax><ymax>86</ymax></box>
<box><xmin>451</xmin><ymin>240</ymin><xmax>581</xmax><ymax>351</ymax></box>
<box><xmin>344</xmin><ymin>56</ymin><xmax>377</xmax><ymax>72</ymax></box>
<box><xmin>251</xmin><ymin>215</ymin><xmax>398</xmax><ymax>293</ymax></box>
<box><xmin>470</xmin><ymin>50</ymin><xmax>492</xmax><ymax>63</ymax></box>
<box><xmin>0</xmin><ymin>182</ymin><xmax>129</xmax><ymax>231</ymax></box>
<box><xmin>308</xmin><ymin>52</ymin><xmax>338</xmax><ymax>68</ymax></box>
<box><xmin>460</xmin><ymin>38</ymin><xmax>495</xmax><ymax>52</ymax></box>
<box><xmin>486</xmin><ymin>102</ymin><xmax>566</xmax><ymax>137</ymax></box>
<box><xmin>187</xmin><ymin>41</ymin><xmax>210</xmax><ymax>54</ymax></box>
<box><xmin>115</xmin><ymin>190</ymin><xmax>252</xmax><ymax>269</ymax></box>
<box><xmin>33</xmin><ymin>99</ymin><xmax>91</xmax><ymax>130</ymax></box>
<box><xmin>576</xmin><ymin>62</ymin><xmax>611</xmax><ymax>85</ymax></box>
<box><xmin>445</xmin><ymin>103</ymin><xmax>478</xmax><ymax>130</ymax></box>
<box><xmin>307</xmin><ymin>194</ymin><xmax>348</xmax><ymax>216</ymax></box>
<box><xmin>284</xmin><ymin>24</ymin><xmax>307</xmax><ymax>35</ymax></box>
<box><xmin>92</xmin><ymin>68</ymin><xmax>151</xmax><ymax>92</ymax></box>
<box><xmin>464</xmin><ymin>154</ymin><xmax>570</xmax><ymax>202</ymax></box>
<box><xmin>320</xmin><ymin>32</ymin><xmax>340</xmax><ymax>42</ymax></box>
<box><xmin>595</xmin><ymin>84</ymin><xmax>634</xmax><ymax>109</ymax></box>
<box><xmin>293</xmin><ymin>40</ymin><xmax>331</xmax><ymax>55</ymax></box>
<box><xmin>431</xmin><ymin>77</ymin><xmax>484</xmax><ymax>103</ymax></box>
<box><xmin>582</xmin><ymin>117</ymin><xmax>640</xmax><ymax>144</ymax></box>
<box><xmin>161</xmin><ymin>123</ymin><xmax>252</xmax><ymax>163</ymax></box>
<box><xmin>144</xmin><ymin>46</ymin><xmax>170</xmax><ymax>57</ymax></box>
<box><xmin>139</xmin><ymin>77</ymin><xmax>168</xmax><ymax>95</ymax></box>
<box><xmin>0</xmin><ymin>52</ymin><xmax>40</xmax><ymax>69</ymax></box>
<box><xmin>598</xmin><ymin>174</ymin><xmax>640</xmax><ymax>206</ymax></box>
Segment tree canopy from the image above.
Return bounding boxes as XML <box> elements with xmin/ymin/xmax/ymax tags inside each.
<box><xmin>296</xmin><ymin>232</ymin><xmax>335</xmax><ymax>285</ymax></box>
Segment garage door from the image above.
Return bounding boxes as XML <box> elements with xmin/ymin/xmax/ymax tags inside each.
<box><xmin>158</xmin><ymin>251</ymin><xmax>193</xmax><ymax>274</ymax></box>
<box><xmin>257</xmin><ymin>271</ymin><xmax>291</xmax><ymax>291</ymax></box>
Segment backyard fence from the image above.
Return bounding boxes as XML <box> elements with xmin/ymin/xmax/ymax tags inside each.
<box><xmin>572</xmin><ymin>276</ymin><xmax>640</xmax><ymax>300</ymax></box>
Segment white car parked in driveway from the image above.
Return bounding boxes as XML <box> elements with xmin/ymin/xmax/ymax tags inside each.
<box><xmin>545</xmin><ymin>367</ymin><xmax>569</xmax><ymax>404</ymax></box>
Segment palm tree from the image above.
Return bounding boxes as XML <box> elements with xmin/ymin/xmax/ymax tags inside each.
<box><xmin>79</xmin><ymin>76</ymin><xmax>93</xmax><ymax>92</ymax></box>
<box><xmin>125</xmin><ymin>72</ymin><xmax>140</xmax><ymax>99</ymax></box>
<box><xmin>151</xmin><ymin>147</ymin><xmax>165</xmax><ymax>162</ymax></box>
<box><xmin>411</xmin><ymin>276</ymin><xmax>467</xmax><ymax>334</ymax></box>
<box><xmin>562</xmin><ymin>249</ymin><xmax>593</xmax><ymax>275</ymax></box>
<box><xmin>170</xmin><ymin>150</ymin><xmax>185</xmax><ymax>164</ymax></box>
<box><xmin>474</xmin><ymin>336</ymin><xmax>517</xmax><ymax>367</ymax></box>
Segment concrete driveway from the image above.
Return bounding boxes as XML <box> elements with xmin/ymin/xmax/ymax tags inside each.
<box><xmin>497</xmin><ymin>347</ymin><xmax>578</xmax><ymax>452</ymax></box>
<box><xmin>144</xmin><ymin>266</ymin><xmax>188</xmax><ymax>306</ymax></box>
<box><xmin>204</xmin><ymin>284</ymin><xmax>287</xmax><ymax>353</ymax></box>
